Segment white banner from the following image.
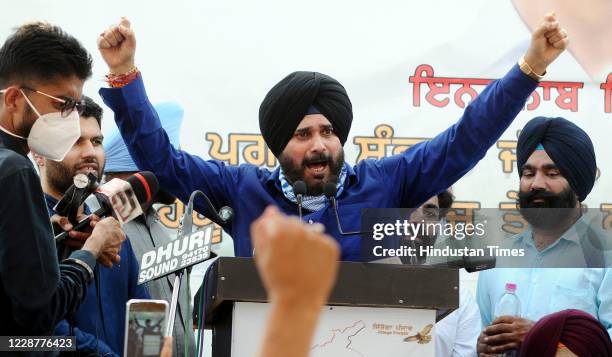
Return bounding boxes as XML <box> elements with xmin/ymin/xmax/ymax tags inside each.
<box><xmin>3</xmin><ymin>0</ymin><xmax>610</xmax><ymax>256</ymax></box>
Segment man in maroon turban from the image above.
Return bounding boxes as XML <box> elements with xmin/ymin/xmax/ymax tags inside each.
<box><xmin>519</xmin><ymin>309</ymin><xmax>612</xmax><ymax>357</ymax></box>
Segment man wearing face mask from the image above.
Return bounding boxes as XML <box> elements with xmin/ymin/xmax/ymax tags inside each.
<box><xmin>100</xmin><ymin>102</ymin><xmax>196</xmax><ymax>357</ymax></box>
<box><xmin>0</xmin><ymin>23</ymin><xmax>125</xmax><ymax>340</ymax></box>
<box><xmin>476</xmin><ymin>117</ymin><xmax>612</xmax><ymax>356</ymax></box>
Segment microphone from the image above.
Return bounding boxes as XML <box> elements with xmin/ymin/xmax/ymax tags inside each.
<box><xmin>218</xmin><ymin>206</ymin><xmax>234</xmax><ymax>224</ymax></box>
<box><xmin>429</xmin><ymin>237</ymin><xmax>496</xmax><ymax>272</ymax></box>
<box><xmin>429</xmin><ymin>250</ymin><xmax>496</xmax><ymax>272</ymax></box>
<box><xmin>323</xmin><ymin>182</ymin><xmax>361</xmax><ymax>236</ymax></box>
<box><xmin>53</xmin><ymin>172</ymin><xmax>99</xmax><ymax>225</ymax></box>
<box><xmin>176</xmin><ymin>190</ymin><xmax>231</xmax><ymax>269</ymax></box>
<box><xmin>166</xmin><ymin>189</ymin><xmax>231</xmax><ymax>337</ymax></box>
<box><xmin>55</xmin><ymin>171</ymin><xmax>160</xmax><ymax>243</ymax></box>
<box><xmin>180</xmin><ymin>190</ymin><xmax>234</xmax><ymax>231</ymax></box>
<box><xmin>323</xmin><ymin>182</ymin><xmax>337</xmax><ymax>201</ymax></box>
<box><xmin>292</xmin><ymin>180</ymin><xmax>306</xmax><ymax>220</ymax></box>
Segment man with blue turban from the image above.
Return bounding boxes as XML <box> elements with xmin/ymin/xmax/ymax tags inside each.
<box><xmin>476</xmin><ymin>117</ymin><xmax>611</xmax><ymax>356</ymax></box>
<box><xmin>103</xmin><ymin>102</ymin><xmax>196</xmax><ymax>357</ymax></box>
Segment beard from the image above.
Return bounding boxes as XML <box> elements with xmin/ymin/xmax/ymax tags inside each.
<box><xmin>517</xmin><ymin>187</ymin><xmax>579</xmax><ymax>230</ymax></box>
<box><xmin>279</xmin><ymin>149</ymin><xmax>345</xmax><ymax>196</ymax></box>
<box><xmin>45</xmin><ymin>158</ymin><xmax>103</xmax><ymax>195</ymax></box>
<box><xmin>16</xmin><ymin>103</ymin><xmax>37</xmax><ymax>138</ymax></box>
<box><xmin>45</xmin><ymin>160</ymin><xmax>76</xmax><ymax>195</ymax></box>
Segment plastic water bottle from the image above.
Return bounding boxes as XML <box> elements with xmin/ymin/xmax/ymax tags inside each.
<box><xmin>493</xmin><ymin>283</ymin><xmax>521</xmax><ymax>357</ymax></box>
<box><xmin>495</xmin><ymin>283</ymin><xmax>521</xmax><ymax>317</ymax></box>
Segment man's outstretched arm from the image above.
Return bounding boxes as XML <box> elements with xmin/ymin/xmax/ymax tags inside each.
<box><xmin>377</xmin><ymin>12</ymin><xmax>568</xmax><ymax>208</ymax></box>
<box><xmin>97</xmin><ymin>18</ymin><xmax>238</xmax><ymax>223</ymax></box>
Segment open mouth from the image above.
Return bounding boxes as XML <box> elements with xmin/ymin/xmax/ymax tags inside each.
<box><xmin>529</xmin><ymin>196</ymin><xmax>552</xmax><ymax>206</ymax></box>
<box><xmin>305</xmin><ymin>161</ymin><xmax>328</xmax><ymax>176</ymax></box>
<box><xmin>76</xmin><ymin>164</ymin><xmax>98</xmax><ymax>174</ymax></box>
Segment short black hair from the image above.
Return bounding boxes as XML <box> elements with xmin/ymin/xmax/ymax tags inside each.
<box><xmin>437</xmin><ymin>190</ymin><xmax>455</xmax><ymax>219</ymax></box>
<box><xmin>0</xmin><ymin>22</ymin><xmax>92</xmax><ymax>88</ymax></box>
<box><xmin>81</xmin><ymin>95</ymin><xmax>103</xmax><ymax>128</ymax></box>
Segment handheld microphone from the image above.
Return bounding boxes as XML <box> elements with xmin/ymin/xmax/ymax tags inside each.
<box><xmin>53</xmin><ymin>172</ymin><xmax>99</xmax><ymax>225</ymax></box>
<box><xmin>324</xmin><ymin>182</ymin><xmax>361</xmax><ymax>236</ymax></box>
<box><xmin>55</xmin><ymin>171</ymin><xmax>160</xmax><ymax>243</ymax></box>
<box><xmin>292</xmin><ymin>180</ymin><xmax>306</xmax><ymax>220</ymax></box>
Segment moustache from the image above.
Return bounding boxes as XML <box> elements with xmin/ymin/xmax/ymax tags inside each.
<box><xmin>75</xmin><ymin>158</ymin><xmax>99</xmax><ymax>168</ymax></box>
<box><xmin>302</xmin><ymin>153</ymin><xmax>331</xmax><ymax>166</ymax></box>
<box><xmin>518</xmin><ymin>189</ymin><xmax>561</xmax><ymax>207</ymax></box>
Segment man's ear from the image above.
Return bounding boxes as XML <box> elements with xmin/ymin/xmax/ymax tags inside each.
<box><xmin>1</xmin><ymin>86</ymin><xmax>22</xmax><ymax>112</ymax></box>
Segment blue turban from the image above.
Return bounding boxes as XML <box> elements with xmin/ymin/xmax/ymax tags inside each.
<box><xmin>104</xmin><ymin>102</ymin><xmax>184</xmax><ymax>173</ymax></box>
<box><xmin>516</xmin><ymin>117</ymin><xmax>596</xmax><ymax>201</ymax></box>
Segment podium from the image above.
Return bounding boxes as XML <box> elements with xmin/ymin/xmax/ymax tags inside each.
<box><xmin>200</xmin><ymin>257</ymin><xmax>459</xmax><ymax>357</ymax></box>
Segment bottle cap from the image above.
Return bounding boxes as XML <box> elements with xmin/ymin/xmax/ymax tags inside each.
<box><xmin>505</xmin><ymin>283</ymin><xmax>517</xmax><ymax>292</ymax></box>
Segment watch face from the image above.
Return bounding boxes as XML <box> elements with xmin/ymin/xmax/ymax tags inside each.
<box><xmin>73</xmin><ymin>173</ymin><xmax>89</xmax><ymax>189</ymax></box>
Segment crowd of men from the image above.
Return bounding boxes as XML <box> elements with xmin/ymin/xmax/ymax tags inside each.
<box><xmin>0</xmin><ymin>11</ymin><xmax>610</xmax><ymax>357</ymax></box>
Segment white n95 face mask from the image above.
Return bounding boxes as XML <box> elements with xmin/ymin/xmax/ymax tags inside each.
<box><xmin>20</xmin><ymin>89</ymin><xmax>80</xmax><ymax>161</ymax></box>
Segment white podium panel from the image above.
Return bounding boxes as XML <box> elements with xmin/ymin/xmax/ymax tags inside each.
<box><xmin>231</xmin><ymin>302</ymin><xmax>436</xmax><ymax>357</ymax></box>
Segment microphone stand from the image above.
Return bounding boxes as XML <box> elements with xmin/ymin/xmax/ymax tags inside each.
<box><xmin>165</xmin><ymin>202</ymin><xmax>192</xmax><ymax>338</ymax></box>
<box><xmin>166</xmin><ymin>191</ymin><xmax>232</xmax><ymax>340</ymax></box>
<box><xmin>292</xmin><ymin>181</ymin><xmax>306</xmax><ymax>221</ymax></box>
<box><xmin>324</xmin><ymin>183</ymin><xmax>361</xmax><ymax>236</ymax></box>
<box><xmin>296</xmin><ymin>194</ymin><xmax>303</xmax><ymax>220</ymax></box>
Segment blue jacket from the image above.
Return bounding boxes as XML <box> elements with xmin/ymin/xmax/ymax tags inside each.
<box><xmin>45</xmin><ymin>195</ymin><xmax>150</xmax><ymax>356</ymax></box>
<box><xmin>100</xmin><ymin>65</ymin><xmax>537</xmax><ymax>261</ymax></box>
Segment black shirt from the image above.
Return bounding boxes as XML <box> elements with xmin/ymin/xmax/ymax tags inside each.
<box><xmin>0</xmin><ymin>129</ymin><xmax>96</xmax><ymax>340</ymax></box>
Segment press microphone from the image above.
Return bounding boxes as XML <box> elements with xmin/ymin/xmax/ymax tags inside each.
<box><xmin>293</xmin><ymin>180</ymin><xmax>306</xmax><ymax>220</ymax></box>
<box><xmin>55</xmin><ymin>171</ymin><xmax>160</xmax><ymax>243</ymax></box>
<box><xmin>324</xmin><ymin>182</ymin><xmax>361</xmax><ymax>236</ymax></box>
<box><xmin>53</xmin><ymin>172</ymin><xmax>99</xmax><ymax>225</ymax></box>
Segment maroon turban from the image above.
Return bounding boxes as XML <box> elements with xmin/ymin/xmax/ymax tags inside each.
<box><xmin>519</xmin><ymin>309</ymin><xmax>612</xmax><ymax>357</ymax></box>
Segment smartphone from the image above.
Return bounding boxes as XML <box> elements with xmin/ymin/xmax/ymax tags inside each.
<box><xmin>123</xmin><ymin>299</ymin><xmax>169</xmax><ymax>357</ymax></box>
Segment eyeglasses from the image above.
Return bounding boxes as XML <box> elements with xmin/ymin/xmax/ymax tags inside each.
<box><xmin>20</xmin><ymin>86</ymin><xmax>85</xmax><ymax>117</ymax></box>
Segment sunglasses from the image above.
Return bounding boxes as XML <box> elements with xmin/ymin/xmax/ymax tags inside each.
<box><xmin>20</xmin><ymin>86</ymin><xmax>86</xmax><ymax>117</ymax></box>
